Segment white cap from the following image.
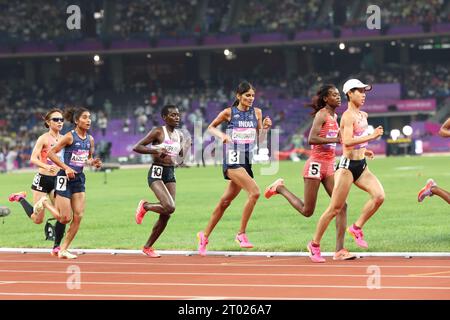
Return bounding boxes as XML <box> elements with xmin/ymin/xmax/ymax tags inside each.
<box><xmin>342</xmin><ymin>79</ymin><xmax>372</xmax><ymax>94</ymax></box>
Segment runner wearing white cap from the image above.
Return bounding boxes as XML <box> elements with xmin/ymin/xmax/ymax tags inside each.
<box><xmin>306</xmin><ymin>79</ymin><xmax>384</xmax><ymax>263</ymax></box>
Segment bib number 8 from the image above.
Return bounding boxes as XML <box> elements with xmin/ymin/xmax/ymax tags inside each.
<box><xmin>56</xmin><ymin>176</ymin><xmax>67</xmax><ymax>191</ymax></box>
<box><xmin>32</xmin><ymin>174</ymin><xmax>43</xmax><ymax>191</ymax></box>
<box><xmin>151</xmin><ymin>165</ymin><xmax>163</xmax><ymax>179</ymax></box>
<box><xmin>308</xmin><ymin>162</ymin><xmax>321</xmax><ymax>178</ymax></box>
<box><xmin>228</xmin><ymin>150</ymin><xmax>240</xmax><ymax>165</ymax></box>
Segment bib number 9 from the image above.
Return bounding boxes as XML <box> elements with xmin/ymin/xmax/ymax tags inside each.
<box><xmin>56</xmin><ymin>176</ymin><xmax>67</xmax><ymax>191</ymax></box>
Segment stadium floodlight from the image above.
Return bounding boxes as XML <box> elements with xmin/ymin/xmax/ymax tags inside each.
<box><xmin>390</xmin><ymin>129</ymin><xmax>401</xmax><ymax>141</ymax></box>
<box><xmin>402</xmin><ymin>125</ymin><xmax>413</xmax><ymax>136</ymax></box>
<box><xmin>339</xmin><ymin>42</ymin><xmax>345</xmax><ymax>50</ymax></box>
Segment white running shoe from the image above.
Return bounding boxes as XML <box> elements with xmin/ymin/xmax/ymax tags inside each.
<box><xmin>58</xmin><ymin>249</ymin><xmax>78</xmax><ymax>259</ymax></box>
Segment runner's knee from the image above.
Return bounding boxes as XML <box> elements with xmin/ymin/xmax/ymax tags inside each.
<box><xmin>329</xmin><ymin>206</ymin><xmax>343</xmax><ymax>217</ymax></box>
<box><xmin>373</xmin><ymin>193</ymin><xmax>385</xmax><ymax>206</ymax></box>
<box><xmin>162</xmin><ymin>202</ymin><xmax>175</xmax><ymax>215</ymax></box>
<box><xmin>248</xmin><ymin>189</ymin><xmax>260</xmax><ymax>202</ymax></box>
<box><xmin>219</xmin><ymin>197</ymin><xmax>233</xmax><ymax>209</ymax></box>
<box><xmin>302</xmin><ymin>206</ymin><xmax>315</xmax><ymax>218</ymax></box>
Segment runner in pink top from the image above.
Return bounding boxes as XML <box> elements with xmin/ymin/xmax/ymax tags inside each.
<box><xmin>8</xmin><ymin>108</ymin><xmax>66</xmax><ymax>256</ymax></box>
<box><xmin>307</xmin><ymin>79</ymin><xmax>385</xmax><ymax>263</ymax></box>
<box><xmin>265</xmin><ymin>84</ymin><xmax>355</xmax><ymax>261</ymax></box>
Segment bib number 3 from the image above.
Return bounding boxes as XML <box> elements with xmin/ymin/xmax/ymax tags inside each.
<box><xmin>228</xmin><ymin>150</ymin><xmax>240</xmax><ymax>165</ymax></box>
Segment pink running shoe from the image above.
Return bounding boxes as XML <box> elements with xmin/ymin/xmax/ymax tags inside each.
<box><xmin>135</xmin><ymin>200</ymin><xmax>147</xmax><ymax>224</ymax></box>
<box><xmin>8</xmin><ymin>191</ymin><xmax>26</xmax><ymax>202</ymax></box>
<box><xmin>51</xmin><ymin>246</ymin><xmax>61</xmax><ymax>257</ymax></box>
<box><xmin>264</xmin><ymin>178</ymin><xmax>284</xmax><ymax>199</ymax></box>
<box><xmin>235</xmin><ymin>233</ymin><xmax>253</xmax><ymax>248</ymax></box>
<box><xmin>197</xmin><ymin>231</ymin><xmax>209</xmax><ymax>256</ymax></box>
<box><xmin>347</xmin><ymin>224</ymin><xmax>368</xmax><ymax>249</ymax></box>
<box><xmin>418</xmin><ymin>179</ymin><xmax>436</xmax><ymax>202</ymax></box>
<box><xmin>307</xmin><ymin>241</ymin><xmax>325</xmax><ymax>263</ymax></box>
<box><xmin>142</xmin><ymin>247</ymin><xmax>161</xmax><ymax>258</ymax></box>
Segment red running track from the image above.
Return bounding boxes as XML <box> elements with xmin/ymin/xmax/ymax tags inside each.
<box><xmin>0</xmin><ymin>252</ymin><xmax>449</xmax><ymax>300</ymax></box>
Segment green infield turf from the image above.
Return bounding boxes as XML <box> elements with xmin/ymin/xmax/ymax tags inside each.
<box><xmin>0</xmin><ymin>156</ymin><xmax>449</xmax><ymax>252</ymax></box>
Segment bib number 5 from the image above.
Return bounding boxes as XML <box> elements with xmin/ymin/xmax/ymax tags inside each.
<box><xmin>308</xmin><ymin>162</ymin><xmax>321</xmax><ymax>178</ymax></box>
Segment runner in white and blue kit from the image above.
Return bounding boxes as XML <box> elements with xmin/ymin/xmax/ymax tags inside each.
<box><xmin>197</xmin><ymin>81</ymin><xmax>272</xmax><ymax>256</ymax></box>
<box><xmin>133</xmin><ymin>105</ymin><xmax>190</xmax><ymax>258</ymax></box>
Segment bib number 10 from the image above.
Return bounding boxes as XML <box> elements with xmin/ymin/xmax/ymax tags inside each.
<box><xmin>151</xmin><ymin>165</ymin><xmax>163</xmax><ymax>179</ymax></box>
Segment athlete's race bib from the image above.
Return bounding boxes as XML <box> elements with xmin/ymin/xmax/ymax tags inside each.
<box><xmin>307</xmin><ymin>162</ymin><xmax>321</xmax><ymax>178</ymax></box>
<box><xmin>56</xmin><ymin>176</ymin><xmax>67</xmax><ymax>191</ymax></box>
<box><xmin>227</xmin><ymin>150</ymin><xmax>241</xmax><ymax>165</ymax></box>
<box><xmin>32</xmin><ymin>173</ymin><xmax>43</xmax><ymax>191</ymax></box>
<box><xmin>150</xmin><ymin>165</ymin><xmax>163</xmax><ymax>179</ymax></box>
<box><xmin>231</xmin><ymin>128</ymin><xmax>256</xmax><ymax>144</ymax></box>
<box><xmin>69</xmin><ymin>150</ymin><xmax>89</xmax><ymax>167</ymax></box>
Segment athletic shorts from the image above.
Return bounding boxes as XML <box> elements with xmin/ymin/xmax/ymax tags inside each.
<box><xmin>222</xmin><ymin>148</ymin><xmax>254</xmax><ymax>180</ymax></box>
<box><xmin>302</xmin><ymin>157</ymin><xmax>336</xmax><ymax>181</ymax></box>
<box><xmin>31</xmin><ymin>173</ymin><xmax>56</xmax><ymax>193</ymax></box>
<box><xmin>336</xmin><ymin>157</ymin><xmax>367</xmax><ymax>182</ymax></box>
<box><xmin>147</xmin><ymin>164</ymin><xmax>176</xmax><ymax>186</ymax></box>
<box><xmin>55</xmin><ymin>171</ymin><xmax>86</xmax><ymax>199</ymax></box>
<box><xmin>223</xmin><ymin>163</ymin><xmax>254</xmax><ymax>180</ymax></box>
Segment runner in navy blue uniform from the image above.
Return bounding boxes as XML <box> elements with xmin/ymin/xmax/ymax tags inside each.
<box><xmin>197</xmin><ymin>81</ymin><xmax>272</xmax><ymax>256</ymax></box>
<box><xmin>46</xmin><ymin>107</ymin><xmax>102</xmax><ymax>259</ymax></box>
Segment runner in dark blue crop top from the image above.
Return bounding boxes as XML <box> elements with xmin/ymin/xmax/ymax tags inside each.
<box><xmin>46</xmin><ymin>107</ymin><xmax>102</xmax><ymax>259</ymax></box>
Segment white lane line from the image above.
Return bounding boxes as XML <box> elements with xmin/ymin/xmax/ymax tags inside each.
<box><xmin>0</xmin><ymin>269</ymin><xmax>449</xmax><ymax>278</ymax></box>
<box><xmin>0</xmin><ymin>259</ymin><xmax>449</xmax><ymax>269</ymax></box>
<box><xmin>3</xmin><ymin>280</ymin><xmax>450</xmax><ymax>290</ymax></box>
